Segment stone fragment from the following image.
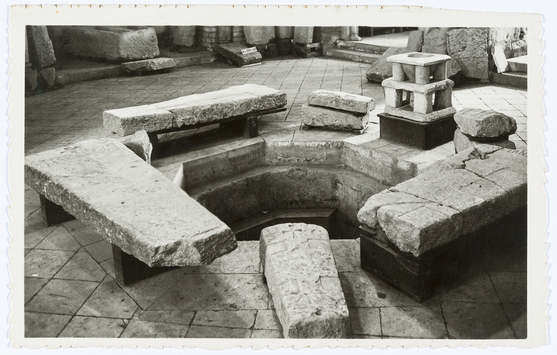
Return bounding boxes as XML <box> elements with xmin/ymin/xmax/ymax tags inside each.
<box><xmin>454</xmin><ymin>108</ymin><xmax>517</xmax><ymax>138</ymax></box>
<box><xmin>214</xmin><ymin>43</ymin><xmax>263</xmax><ymax>67</ymax></box>
<box><xmin>366</xmin><ymin>47</ymin><xmax>411</xmax><ymax>83</ymax></box>
<box><xmin>61</xmin><ymin>26</ymin><xmax>159</xmax><ymax>62</ymax></box>
<box><xmin>302</xmin><ymin>105</ymin><xmax>369</xmax><ymax>131</ymax></box>
<box><xmin>422</xmin><ymin>27</ymin><xmax>450</xmax><ymax>54</ymax></box>
<box><xmin>25</xmin><ymin>139</ymin><xmax>237</xmax><ymax>267</ymax></box>
<box><xmin>244</xmin><ymin>26</ymin><xmax>275</xmax><ymax>45</ymax></box>
<box><xmin>27</xmin><ymin>26</ymin><xmax>56</xmax><ymax>69</ymax></box>
<box><xmin>157</xmin><ymin>84</ymin><xmax>287</xmax><ymax>128</ymax></box>
<box><xmin>293</xmin><ymin>27</ymin><xmax>314</xmax><ymax>44</ymax></box>
<box><xmin>121</xmin><ymin>57</ymin><xmax>176</xmax><ymax>73</ymax></box>
<box><xmin>406</xmin><ymin>30</ymin><xmax>424</xmax><ymax>52</ymax></box>
<box><xmin>103</xmin><ymin>105</ymin><xmax>174</xmax><ymax>136</ymax></box>
<box><xmin>260</xmin><ymin>223</ymin><xmax>351</xmax><ymax>338</ymax></box>
<box><xmin>217</xmin><ymin>26</ymin><xmax>232</xmax><ymax>43</ymax></box>
<box><xmin>307</xmin><ymin>90</ymin><xmax>376</xmax><ymax>114</ymax></box>
<box><xmin>454</xmin><ymin>128</ymin><xmax>516</xmax><ymax>153</ymax></box>
<box><xmin>25</xmin><ymin>66</ymin><xmax>38</xmax><ymax>92</ymax></box>
<box><xmin>275</xmin><ymin>26</ymin><xmax>293</xmax><ymax>39</ymax></box>
<box><xmin>447</xmin><ymin>28</ymin><xmax>489</xmax><ymax>79</ymax></box>
<box><xmin>38</xmin><ymin>67</ymin><xmax>56</xmax><ymax>88</ymax></box>
<box><xmin>170</xmin><ymin>26</ymin><xmax>197</xmax><ymax>48</ymax></box>
<box><xmin>492</xmin><ymin>43</ymin><xmax>509</xmax><ymax>73</ymax></box>
<box><xmin>118</xmin><ymin>130</ymin><xmax>153</xmax><ymax>164</ymax></box>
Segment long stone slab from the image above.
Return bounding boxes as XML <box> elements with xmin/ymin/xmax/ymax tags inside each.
<box><xmin>260</xmin><ymin>223</ymin><xmax>351</xmax><ymax>338</ymax></box>
<box><xmin>121</xmin><ymin>57</ymin><xmax>176</xmax><ymax>73</ymax></box>
<box><xmin>25</xmin><ymin>138</ymin><xmax>237</xmax><ymax>267</ymax></box>
<box><xmin>104</xmin><ymin>84</ymin><xmax>287</xmax><ymax>135</ymax></box>
<box><xmin>61</xmin><ymin>26</ymin><xmax>159</xmax><ymax>62</ymax></box>
<box><xmin>307</xmin><ymin>90</ymin><xmax>376</xmax><ymax>114</ymax></box>
<box><xmin>357</xmin><ymin>144</ymin><xmax>526</xmax><ymax>257</ymax></box>
<box><xmin>214</xmin><ymin>43</ymin><xmax>262</xmax><ymax>67</ymax></box>
<box><xmin>302</xmin><ymin>105</ymin><xmax>370</xmax><ymax>131</ymax></box>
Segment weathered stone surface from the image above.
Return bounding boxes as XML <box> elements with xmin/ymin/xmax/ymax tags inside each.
<box><xmin>302</xmin><ymin>105</ymin><xmax>369</xmax><ymax>131</ymax></box>
<box><xmin>27</xmin><ymin>26</ymin><xmax>56</xmax><ymax>69</ymax></box>
<box><xmin>25</xmin><ymin>139</ymin><xmax>237</xmax><ymax>267</ymax></box>
<box><xmin>61</xmin><ymin>26</ymin><xmax>159</xmax><ymax>62</ymax></box>
<box><xmin>307</xmin><ymin>90</ymin><xmax>375</xmax><ymax>114</ymax></box>
<box><xmin>170</xmin><ymin>26</ymin><xmax>196</xmax><ymax>48</ymax></box>
<box><xmin>103</xmin><ymin>105</ymin><xmax>174</xmax><ymax>136</ymax></box>
<box><xmin>214</xmin><ymin>43</ymin><xmax>263</xmax><ymax>67</ymax></box>
<box><xmin>121</xmin><ymin>58</ymin><xmax>176</xmax><ymax>73</ymax></box>
<box><xmin>447</xmin><ymin>28</ymin><xmax>489</xmax><ymax>79</ymax></box>
<box><xmin>366</xmin><ymin>47</ymin><xmax>411</xmax><ymax>83</ymax></box>
<box><xmin>260</xmin><ymin>223</ymin><xmax>351</xmax><ymax>338</ymax></box>
<box><xmin>157</xmin><ymin>84</ymin><xmax>287</xmax><ymax>127</ymax></box>
<box><xmin>406</xmin><ymin>30</ymin><xmax>424</xmax><ymax>52</ymax></box>
<box><xmin>104</xmin><ymin>84</ymin><xmax>286</xmax><ymax>135</ymax></box>
<box><xmin>38</xmin><ymin>67</ymin><xmax>56</xmax><ymax>88</ymax></box>
<box><xmin>422</xmin><ymin>27</ymin><xmax>451</xmax><ymax>54</ymax></box>
<box><xmin>358</xmin><ymin>146</ymin><xmax>526</xmax><ymax>256</ymax></box>
<box><xmin>382</xmin><ymin>77</ymin><xmax>454</xmax><ymax>95</ymax></box>
<box><xmin>293</xmin><ymin>27</ymin><xmax>314</xmax><ymax>44</ymax></box>
<box><xmin>454</xmin><ymin>108</ymin><xmax>517</xmax><ymax>138</ymax></box>
<box><xmin>217</xmin><ymin>26</ymin><xmax>232</xmax><ymax>44</ymax></box>
<box><xmin>244</xmin><ymin>26</ymin><xmax>275</xmax><ymax>45</ymax></box>
<box><xmin>275</xmin><ymin>26</ymin><xmax>293</xmax><ymax>39</ymax></box>
<box><xmin>454</xmin><ymin>128</ymin><xmax>516</xmax><ymax>153</ymax></box>
<box><xmin>118</xmin><ymin>130</ymin><xmax>153</xmax><ymax>164</ymax></box>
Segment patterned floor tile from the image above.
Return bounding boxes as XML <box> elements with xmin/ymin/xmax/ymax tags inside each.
<box><xmin>26</xmin><ymin>279</ymin><xmax>98</xmax><ymax>315</ymax></box>
<box><xmin>25</xmin><ymin>312</ymin><xmax>72</xmax><ymax>338</ymax></box>
<box><xmin>58</xmin><ymin>316</ymin><xmax>127</xmax><ymax>338</ymax></box>
<box><xmin>77</xmin><ymin>276</ymin><xmax>138</xmax><ymax>319</ymax></box>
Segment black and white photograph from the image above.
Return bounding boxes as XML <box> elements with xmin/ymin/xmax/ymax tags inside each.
<box><xmin>4</xmin><ymin>2</ymin><xmax>550</xmax><ymax>350</ymax></box>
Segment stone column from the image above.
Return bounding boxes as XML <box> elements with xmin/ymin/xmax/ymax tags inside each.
<box><xmin>293</xmin><ymin>27</ymin><xmax>314</xmax><ymax>44</ymax></box>
<box><xmin>349</xmin><ymin>26</ymin><xmax>362</xmax><ymax>41</ymax></box>
<box><xmin>198</xmin><ymin>26</ymin><xmax>218</xmax><ymax>49</ymax></box>
<box><xmin>217</xmin><ymin>26</ymin><xmax>232</xmax><ymax>44</ymax></box>
<box><xmin>339</xmin><ymin>26</ymin><xmax>350</xmax><ymax>41</ymax></box>
<box><xmin>231</xmin><ymin>26</ymin><xmax>246</xmax><ymax>44</ymax></box>
<box><xmin>171</xmin><ymin>26</ymin><xmax>196</xmax><ymax>49</ymax></box>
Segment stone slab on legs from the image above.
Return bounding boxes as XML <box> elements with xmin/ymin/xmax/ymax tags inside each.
<box><xmin>302</xmin><ymin>105</ymin><xmax>369</xmax><ymax>131</ymax></box>
<box><xmin>260</xmin><ymin>223</ymin><xmax>351</xmax><ymax>338</ymax></box>
<box><xmin>25</xmin><ymin>138</ymin><xmax>237</xmax><ymax>268</ymax></box>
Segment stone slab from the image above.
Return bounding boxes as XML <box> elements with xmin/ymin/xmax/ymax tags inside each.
<box><xmin>382</xmin><ymin>77</ymin><xmax>454</xmax><ymax>95</ymax></box>
<box><xmin>302</xmin><ymin>105</ymin><xmax>369</xmax><ymax>131</ymax></box>
<box><xmin>61</xmin><ymin>26</ymin><xmax>159</xmax><ymax>62</ymax></box>
<box><xmin>156</xmin><ymin>84</ymin><xmax>287</xmax><ymax>127</ymax></box>
<box><xmin>244</xmin><ymin>26</ymin><xmax>276</xmax><ymax>45</ymax></box>
<box><xmin>357</xmin><ymin>145</ymin><xmax>526</xmax><ymax>257</ymax></box>
<box><xmin>307</xmin><ymin>90</ymin><xmax>376</xmax><ymax>114</ymax></box>
<box><xmin>170</xmin><ymin>26</ymin><xmax>196</xmax><ymax>48</ymax></box>
<box><xmin>385</xmin><ymin>105</ymin><xmax>456</xmax><ymax>123</ymax></box>
<box><xmin>25</xmin><ymin>138</ymin><xmax>237</xmax><ymax>267</ymax></box>
<box><xmin>260</xmin><ymin>223</ymin><xmax>351</xmax><ymax>338</ymax></box>
<box><xmin>104</xmin><ymin>84</ymin><xmax>286</xmax><ymax>135</ymax></box>
<box><xmin>447</xmin><ymin>28</ymin><xmax>489</xmax><ymax>79</ymax></box>
<box><xmin>121</xmin><ymin>57</ymin><xmax>176</xmax><ymax>73</ymax></box>
<box><xmin>103</xmin><ymin>105</ymin><xmax>174</xmax><ymax>136</ymax></box>
<box><xmin>214</xmin><ymin>43</ymin><xmax>262</xmax><ymax>67</ymax></box>
<box><xmin>454</xmin><ymin>108</ymin><xmax>517</xmax><ymax>138</ymax></box>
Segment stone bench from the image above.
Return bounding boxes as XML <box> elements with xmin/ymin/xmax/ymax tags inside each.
<box><xmin>25</xmin><ymin>138</ymin><xmax>237</xmax><ymax>285</ymax></box>
<box><xmin>357</xmin><ymin>144</ymin><xmax>527</xmax><ymax>301</ymax></box>
<box><xmin>260</xmin><ymin>223</ymin><xmax>351</xmax><ymax>338</ymax></box>
<box><xmin>103</xmin><ymin>84</ymin><xmax>287</xmax><ymax>157</ymax></box>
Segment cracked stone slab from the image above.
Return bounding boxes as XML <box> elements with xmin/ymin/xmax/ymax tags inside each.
<box><xmin>357</xmin><ymin>145</ymin><xmax>526</xmax><ymax>256</ymax></box>
<box><xmin>260</xmin><ymin>223</ymin><xmax>351</xmax><ymax>338</ymax></box>
<box><xmin>302</xmin><ymin>105</ymin><xmax>370</xmax><ymax>131</ymax></box>
<box><xmin>454</xmin><ymin>108</ymin><xmax>517</xmax><ymax>138</ymax></box>
<box><xmin>307</xmin><ymin>90</ymin><xmax>376</xmax><ymax>114</ymax></box>
<box><xmin>121</xmin><ymin>57</ymin><xmax>176</xmax><ymax>73</ymax></box>
<box><xmin>25</xmin><ymin>138</ymin><xmax>237</xmax><ymax>267</ymax></box>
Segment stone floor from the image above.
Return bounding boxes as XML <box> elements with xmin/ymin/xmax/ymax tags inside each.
<box><xmin>24</xmin><ymin>56</ymin><xmax>528</xmax><ymax>339</ymax></box>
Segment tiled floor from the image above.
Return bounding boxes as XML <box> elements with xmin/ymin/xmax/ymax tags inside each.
<box><xmin>24</xmin><ymin>56</ymin><xmax>527</xmax><ymax>339</ymax></box>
